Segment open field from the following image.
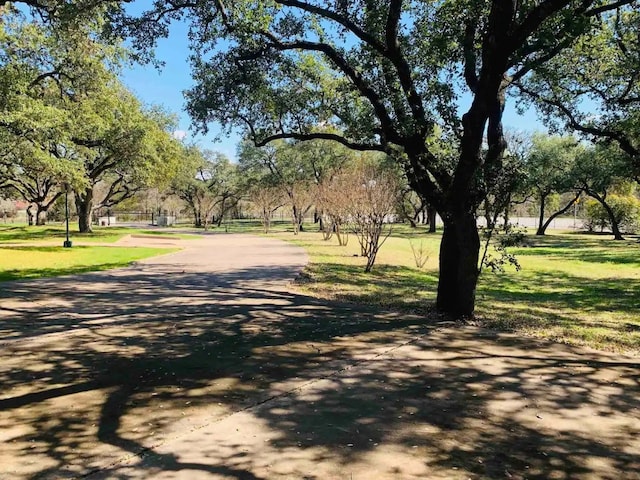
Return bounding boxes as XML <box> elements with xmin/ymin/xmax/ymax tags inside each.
<box><xmin>0</xmin><ymin>245</ymin><xmax>177</xmax><ymax>282</ymax></box>
<box><xmin>263</xmin><ymin>224</ymin><xmax>640</xmax><ymax>355</ymax></box>
<box><xmin>0</xmin><ymin>225</ymin><xmax>196</xmax><ymax>282</ymax></box>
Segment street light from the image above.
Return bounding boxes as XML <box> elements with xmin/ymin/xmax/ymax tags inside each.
<box><xmin>63</xmin><ymin>185</ymin><xmax>72</xmax><ymax>248</ymax></box>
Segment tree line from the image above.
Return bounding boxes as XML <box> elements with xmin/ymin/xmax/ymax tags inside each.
<box><xmin>162</xmin><ymin>131</ymin><xmax>640</xmax><ymax>270</ymax></box>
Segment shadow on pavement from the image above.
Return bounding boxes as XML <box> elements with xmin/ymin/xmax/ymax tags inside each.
<box><xmin>0</xmin><ymin>261</ymin><xmax>638</xmax><ymax>479</ymax></box>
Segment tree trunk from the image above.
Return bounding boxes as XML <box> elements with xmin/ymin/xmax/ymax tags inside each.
<box><xmin>537</xmin><ymin>190</ymin><xmax>582</xmax><ymax>236</ymax></box>
<box><xmin>35</xmin><ymin>206</ymin><xmax>47</xmax><ymax>225</ymax></box>
<box><xmin>604</xmin><ymin>206</ymin><xmax>624</xmax><ymax>240</ymax></box>
<box><xmin>503</xmin><ymin>192</ymin><xmax>511</xmax><ymax>228</ymax></box>
<box><xmin>336</xmin><ymin>223</ymin><xmax>347</xmax><ymax>246</ymax></box>
<box><xmin>484</xmin><ymin>200</ymin><xmax>494</xmax><ymax>230</ymax></box>
<box><xmin>609</xmin><ymin>212</ymin><xmax>624</xmax><ymax>240</ymax></box>
<box><xmin>191</xmin><ymin>202</ymin><xmax>202</xmax><ymax>227</ymax></box>
<box><xmin>291</xmin><ymin>205</ymin><xmax>305</xmax><ymax>234</ymax></box>
<box><xmin>75</xmin><ymin>187</ymin><xmax>94</xmax><ymax>233</ymax></box>
<box><xmin>291</xmin><ymin>205</ymin><xmax>299</xmax><ymax>235</ymax></box>
<box><xmin>216</xmin><ymin>199</ymin><xmax>226</xmax><ymax>227</ymax></box>
<box><xmin>26</xmin><ymin>205</ymin><xmax>34</xmax><ymax>226</ymax></box>
<box><xmin>262</xmin><ymin>209</ymin><xmax>271</xmax><ymax>233</ymax></box>
<box><xmin>399</xmin><ymin>197</ymin><xmax>420</xmax><ymax>228</ymax></box>
<box><xmin>427</xmin><ymin>207</ymin><xmax>437</xmax><ymax>233</ymax></box>
<box><xmin>436</xmin><ymin>211</ymin><xmax>480</xmax><ymax>317</ymax></box>
<box><xmin>536</xmin><ymin>193</ymin><xmax>547</xmax><ymax>235</ymax></box>
<box><xmin>587</xmin><ymin>191</ymin><xmax>624</xmax><ymax>240</ymax></box>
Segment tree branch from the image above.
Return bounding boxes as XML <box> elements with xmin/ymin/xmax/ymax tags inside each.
<box><xmin>235</xmin><ymin>2</ymin><xmax>426</xmax><ymax>142</ymax></box>
<box><xmin>254</xmin><ymin>131</ymin><xmax>386</xmax><ymax>152</ymax></box>
<box><xmin>257</xmin><ymin>34</ymin><xmax>400</xmax><ymax>143</ymax></box>
<box><xmin>586</xmin><ymin>0</ymin><xmax>637</xmax><ymax>16</ymax></box>
<box><xmin>510</xmin><ymin>0</ymin><xmax>576</xmax><ymax>50</ymax></box>
<box><xmin>514</xmin><ymin>81</ymin><xmax>639</xmax><ymax>159</ymax></box>
<box><xmin>509</xmin><ymin>37</ymin><xmax>574</xmax><ymax>83</ymax></box>
<box><xmin>463</xmin><ymin>20</ymin><xmax>479</xmax><ymax>93</ymax></box>
<box><xmin>276</xmin><ymin>0</ymin><xmax>386</xmax><ymax>53</ymax></box>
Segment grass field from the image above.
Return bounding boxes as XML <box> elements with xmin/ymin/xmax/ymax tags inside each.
<box><xmin>0</xmin><ymin>224</ymin><xmax>199</xmax><ymax>244</ymax></box>
<box><xmin>260</xmin><ymin>222</ymin><xmax>640</xmax><ymax>354</ymax></box>
<box><xmin>0</xmin><ymin>224</ymin><xmax>191</xmax><ymax>282</ymax></box>
<box><xmin>0</xmin><ymin>245</ymin><xmax>177</xmax><ymax>282</ymax></box>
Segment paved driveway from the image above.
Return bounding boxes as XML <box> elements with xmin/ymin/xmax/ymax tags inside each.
<box><xmin>0</xmin><ymin>234</ymin><xmax>638</xmax><ymax>479</ymax></box>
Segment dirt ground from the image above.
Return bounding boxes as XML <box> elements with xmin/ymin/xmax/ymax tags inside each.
<box><xmin>0</xmin><ymin>234</ymin><xmax>638</xmax><ymax>479</ymax></box>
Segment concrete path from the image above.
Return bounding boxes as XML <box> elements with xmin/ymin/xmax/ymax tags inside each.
<box><xmin>0</xmin><ymin>234</ymin><xmax>638</xmax><ymax>480</ymax></box>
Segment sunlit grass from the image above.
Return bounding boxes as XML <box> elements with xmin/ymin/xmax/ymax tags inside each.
<box><xmin>0</xmin><ymin>224</ymin><xmax>192</xmax><ymax>281</ymax></box>
<box><xmin>0</xmin><ymin>224</ymin><xmax>200</xmax><ymax>243</ymax></box>
<box><xmin>268</xmin><ymin>226</ymin><xmax>640</xmax><ymax>354</ymax></box>
<box><xmin>4</xmin><ymin>220</ymin><xmax>638</xmax><ymax>353</ymax></box>
<box><xmin>0</xmin><ymin>245</ymin><xmax>178</xmax><ymax>282</ymax></box>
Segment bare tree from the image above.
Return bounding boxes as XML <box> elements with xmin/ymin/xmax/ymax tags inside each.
<box><xmin>316</xmin><ymin>175</ymin><xmax>350</xmax><ymax>246</ymax></box>
<box><xmin>248</xmin><ymin>185</ymin><xmax>284</xmax><ymax>234</ymax></box>
<box><xmin>287</xmin><ymin>180</ymin><xmax>314</xmax><ymax>235</ymax></box>
<box><xmin>343</xmin><ymin>162</ymin><xmax>400</xmax><ymax>273</ymax></box>
<box><xmin>0</xmin><ymin>198</ymin><xmax>17</xmax><ymax>223</ymax></box>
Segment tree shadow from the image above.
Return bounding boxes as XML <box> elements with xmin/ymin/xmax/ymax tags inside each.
<box><xmin>514</xmin><ymin>239</ymin><xmax>640</xmax><ymax>265</ymax></box>
<box><xmin>0</xmin><ymin>257</ymin><xmax>638</xmax><ymax>479</ymax></box>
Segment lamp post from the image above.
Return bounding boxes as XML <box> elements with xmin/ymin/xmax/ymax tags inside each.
<box><xmin>63</xmin><ymin>185</ymin><xmax>72</xmax><ymax>248</ymax></box>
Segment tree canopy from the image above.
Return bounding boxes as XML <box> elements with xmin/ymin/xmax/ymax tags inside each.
<box><xmin>0</xmin><ymin>6</ymin><xmax>182</xmax><ymax>229</ymax></box>
<box><xmin>516</xmin><ymin>6</ymin><xmax>640</xmax><ymax>181</ymax></box>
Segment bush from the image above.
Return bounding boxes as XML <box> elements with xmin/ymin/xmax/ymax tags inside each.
<box><xmin>584</xmin><ymin>195</ymin><xmax>640</xmax><ymax>234</ymax></box>
<box><xmin>480</xmin><ymin>223</ymin><xmax>527</xmax><ymax>273</ymax></box>
<box><xmin>0</xmin><ymin>198</ymin><xmax>17</xmax><ymax>222</ymax></box>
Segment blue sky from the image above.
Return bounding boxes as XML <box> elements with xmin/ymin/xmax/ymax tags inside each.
<box><xmin>119</xmin><ymin>20</ymin><xmax>544</xmax><ymax>161</ymax></box>
<box><xmin>119</xmin><ymin>18</ymin><xmax>242</xmax><ymax>160</ymax></box>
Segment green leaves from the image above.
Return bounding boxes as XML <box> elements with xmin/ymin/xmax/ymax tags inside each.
<box><xmin>518</xmin><ymin>6</ymin><xmax>640</xmax><ymax>178</ymax></box>
<box><xmin>526</xmin><ymin>134</ymin><xmax>583</xmax><ymax>195</ymax></box>
<box><xmin>0</xmin><ymin>8</ymin><xmax>181</xmax><ymax>221</ymax></box>
<box><xmin>171</xmin><ymin>145</ymin><xmax>240</xmax><ymax>228</ymax></box>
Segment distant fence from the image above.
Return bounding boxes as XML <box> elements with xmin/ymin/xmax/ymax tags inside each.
<box><xmin>92</xmin><ymin>210</ymin><xmax>153</xmax><ymax>224</ymax></box>
<box><xmin>477</xmin><ymin>216</ymin><xmax>584</xmax><ymax>230</ymax></box>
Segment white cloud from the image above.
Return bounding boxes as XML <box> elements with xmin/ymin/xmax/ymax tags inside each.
<box><xmin>172</xmin><ymin>130</ymin><xmax>188</xmax><ymax>140</ymax></box>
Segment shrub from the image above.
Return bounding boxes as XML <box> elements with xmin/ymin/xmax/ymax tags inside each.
<box><xmin>409</xmin><ymin>239</ymin><xmax>430</xmax><ymax>268</ymax></box>
<box><xmin>480</xmin><ymin>223</ymin><xmax>527</xmax><ymax>273</ymax></box>
<box><xmin>0</xmin><ymin>198</ymin><xmax>17</xmax><ymax>222</ymax></box>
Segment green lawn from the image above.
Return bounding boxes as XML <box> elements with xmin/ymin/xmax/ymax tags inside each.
<box><xmin>0</xmin><ymin>224</ymin><xmax>193</xmax><ymax>282</ymax></box>
<box><xmin>270</xmin><ymin>226</ymin><xmax>640</xmax><ymax>354</ymax></box>
<box><xmin>0</xmin><ymin>224</ymin><xmax>200</xmax><ymax>243</ymax></box>
<box><xmin>0</xmin><ymin>245</ymin><xmax>177</xmax><ymax>282</ymax></box>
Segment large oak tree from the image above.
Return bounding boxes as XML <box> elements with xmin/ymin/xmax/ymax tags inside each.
<box><xmin>1</xmin><ymin>5</ymin><xmax>182</xmax><ymax>232</ymax></box>
<box><xmin>119</xmin><ymin>0</ymin><xmax>637</xmax><ymax>317</ymax></box>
